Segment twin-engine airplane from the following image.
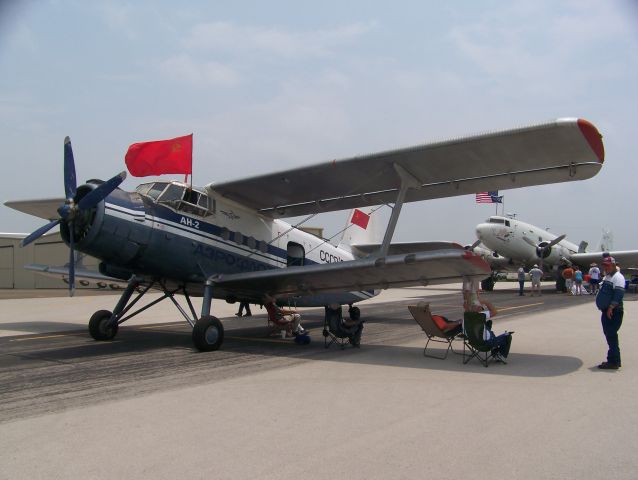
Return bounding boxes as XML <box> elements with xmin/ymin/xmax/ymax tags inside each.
<box><xmin>5</xmin><ymin>118</ymin><xmax>604</xmax><ymax>351</ymax></box>
<box><xmin>475</xmin><ymin>214</ymin><xmax>638</xmax><ymax>289</ymax></box>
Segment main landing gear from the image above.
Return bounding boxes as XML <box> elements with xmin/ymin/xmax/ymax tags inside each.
<box><xmin>87</xmin><ymin>276</ymin><xmax>224</xmax><ymax>352</ymax></box>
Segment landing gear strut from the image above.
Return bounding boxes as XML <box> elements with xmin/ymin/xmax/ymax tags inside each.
<box><xmin>87</xmin><ymin>276</ymin><xmax>225</xmax><ymax>352</ymax></box>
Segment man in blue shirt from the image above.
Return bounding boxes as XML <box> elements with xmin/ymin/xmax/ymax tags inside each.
<box><xmin>595</xmin><ymin>256</ymin><xmax>625</xmax><ymax>369</ymax></box>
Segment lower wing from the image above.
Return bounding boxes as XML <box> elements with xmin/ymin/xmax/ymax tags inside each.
<box><xmin>25</xmin><ymin>264</ymin><xmax>128</xmax><ymax>289</ymax></box>
<box><xmin>210</xmin><ymin>248</ymin><xmax>490</xmax><ymax>299</ymax></box>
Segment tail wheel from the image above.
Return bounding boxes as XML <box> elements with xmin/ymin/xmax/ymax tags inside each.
<box><xmin>89</xmin><ymin>309</ymin><xmax>119</xmax><ymax>341</ymax></box>
<box><xmin>192</xmin><ymin>316</ymin><xmax>225</xmax><ymax>352</ymax></box>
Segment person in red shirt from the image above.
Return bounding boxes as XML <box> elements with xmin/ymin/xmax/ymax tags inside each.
<box><xmin>263</xmin><ymin>295</ymin><xmax>306</xmax><ymax>336</ymax></box>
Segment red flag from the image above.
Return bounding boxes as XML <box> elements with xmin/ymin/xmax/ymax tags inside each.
<box><xmin>125</xmin><ymin>134</ymin><xmax>193</xmax><ymax>177</ymax></box>
<box><xmin>350</xmin><ymin>209</ymin><xmax>370</xmax><ymax>230</ymax></box>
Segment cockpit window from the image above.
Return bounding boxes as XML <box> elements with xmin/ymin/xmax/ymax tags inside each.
<box><xmin>137</xmin><ymin>182</ymin><xmax>169</xmax><ymax>200</ymax></box>
<box><xmin>159</xmin><ymin>184</ymin><xmax>185</xmax><ymax>203</ymax></box>
<box><xmin>138</xmin><ymin>182</ymin><xmax>212</xmax><ymax>217</ymax></box>
<box><xmin>488</xmin><ymin>218</ymin><xmax>505</xmax><ymax>224</ymax></box>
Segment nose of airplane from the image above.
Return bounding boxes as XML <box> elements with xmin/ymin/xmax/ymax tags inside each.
<box><xmin>475</xmin><ymin>223</ymin><xmax>489</xmax><ymax>241</ymax></box>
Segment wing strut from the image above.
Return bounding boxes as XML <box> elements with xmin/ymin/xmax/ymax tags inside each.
<box><xmin>378</xmin><ymin>163</ymin><xmax>421</xmax><ymax>257</ymax></box>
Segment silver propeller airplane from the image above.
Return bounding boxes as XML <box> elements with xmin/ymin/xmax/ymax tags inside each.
<box><xmin>5</xmin><ymin>118</ymin><xmax>604</xmax><ymax>351</ymax></box>
<box><xmin>475</xmin><ymin>214</ymin><xmax>638</xmax><ymax>289</ymax></box>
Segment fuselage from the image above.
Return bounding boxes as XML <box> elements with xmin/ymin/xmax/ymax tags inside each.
<box><xmin>64</xmin><ymin>180</ymin><xmax>378</xmax><ymax>306</ymax></box>
<box><xmin>475</xmin><ymin>216</ymin><xmax>579</xmax><ymax>269</ymax></box>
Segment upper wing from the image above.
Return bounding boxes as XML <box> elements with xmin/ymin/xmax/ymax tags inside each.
<box><xmin>5</xmin><ymin>198</ymin><xmax>65</xmax><ymax>221</ymax></box>
<box><xmin>212</xmin><ymin>118</ymin><xmax>604</xmax><ymax>218</ymax></box>
<box><xmin>571</xmin><ymin>250</ymin><xmax>638</xmax><ymax>269</ymax></box>
<box><xmin>210</xmin><ymin>247</ymin><xmax>490</xmax><ymax>298</ymax></box>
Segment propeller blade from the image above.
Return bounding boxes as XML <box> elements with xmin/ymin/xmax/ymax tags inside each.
<box><xmin>68</xmin><ymin>222</ymin><xmax>75</xmax><ymax>297</ymax></box>
<box><xmin>64</xmin><ymin>136</ymin><xmax>77</xmax><ymax>200</ymax></box>
<box><xmin>78</xmin><ymin>171</ymin><xmax>127</xmax><ymax>211</ymax></box>
<box><xmin>470</xmin><ymin>239</ymin><xmax>481</xmax><ymax>251</ymax></box>
<box><xmin>522</xmin><ymin>236</ymin><xmax>538</xmax><ymax>248</ymax></box>
<box><xmin>547</xmin><ymin>234</ymin><xmax>567</xmax><ymax>248</ymax></box>
<box><xmin>21</xmin><ymin>219</ymin><xmax>60</xmax><ymax>247</ymax></box>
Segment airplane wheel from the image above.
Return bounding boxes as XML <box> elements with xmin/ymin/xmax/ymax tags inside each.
<box><xmin>88</xmin><ymin>310</ymin><xmax>119</xmax><ymax>341</ymax></box>
<box><xmin>192</xmin><ymin>315</ymin><xmax>224</xmax><ymax>352</ymax></box>
<box><xmin>481</xmin><ymin>277</ymin><xmax>495</xmax><ymax>291</ymax></box>
<box><xmin>348</xmin><ymin>306</ymin><xmax>361</xmax><ymax>321</ymax></box>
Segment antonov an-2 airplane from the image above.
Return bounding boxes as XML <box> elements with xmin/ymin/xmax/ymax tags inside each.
<box><xmin>5</xmin><ymin>118</ymin><xmax>604</xmax><ymax>351</ymax></box>
<box><xmin>475</xmin><ymin>215</ymin><xmax>638</xmax><ymax>289</ymax></box>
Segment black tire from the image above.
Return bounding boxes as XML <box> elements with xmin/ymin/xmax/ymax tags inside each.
<box><xmin>348</xmin><ymin>306</ymin><xmax>361</xmax><ymax>321</ymax></box>
<box><xmin>192</xmin><ymin>316</ymin><xmax>224</xmax><ymax>352</ymax></box>
<box><xmin>88</xmin><ymin>310</ymin><xmax>119</xmax><ymax>341</ymax></box>
<box><xmin>481</xmin><ymin>276</ymin><xmax>495</xmax><ymax>291</ymax></box>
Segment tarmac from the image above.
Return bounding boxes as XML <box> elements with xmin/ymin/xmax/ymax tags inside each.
<box><xmin>0</xmin><ymin>283</ymin><xmax>636</xmax><ymax>479</ymax></box>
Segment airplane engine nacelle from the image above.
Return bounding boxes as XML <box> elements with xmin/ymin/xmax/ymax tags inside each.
<box><xmin>60</xmin><ymin>182</ymin><xmax>152</xmax><ymax>268</ymax></box>
<box><xmin>536</xmin><ymin>242</ymin><xmax>553</xmax><ymax>259</ymax></box>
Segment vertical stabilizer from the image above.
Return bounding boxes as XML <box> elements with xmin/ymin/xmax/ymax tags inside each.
<box><xmin>337</xmin><ymin>207</ymin><xmax>383</xmax><ymax>253</ymax></box>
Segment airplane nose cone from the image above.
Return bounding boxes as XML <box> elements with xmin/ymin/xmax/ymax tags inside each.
<box><xmin>475</xmin><ymin>224</ymin><xmax>487</xmax><ymax>240</ymax></box>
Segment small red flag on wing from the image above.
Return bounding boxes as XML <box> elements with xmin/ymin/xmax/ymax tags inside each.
<box><xmin>351</xmin><ymin>209</ymin><xmax>370</xmax><ymax>230</ymax></box>
<box><xmin>125</xmin><ymin>134</ymin><xmax>193</xmax><ymax>177</ymax></box>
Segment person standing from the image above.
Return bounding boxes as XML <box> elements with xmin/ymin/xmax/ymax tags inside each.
<box><xmin>236</xmin><ymin>301</ymin><xmax>252</xmax><ymax>317</ymax></box>
<box><xmin>517</xmin><ymin>266</ymin><xmax>526</xmax><ymax>296</ymax></box>
<box><xmin>574</xmin><ymin>267</ymin><xmax>584</xmax><ymax>295</ymax></box>
<box><xmin>595</xmin><ymin>256</ymin><xmax>625</xmax><ymax>369</ymax></box>
<box><xmin>589</xmin><ymin>263</ymin><xmax>601</xmax><ymax>294</ymax></box>
<box><xmin>528</xmin><ymin>264</ymin><xmax>543</xmax><ymax>296</ymax></box>
<box><xmin>562</xmin><ymin>266</ymin><xmax>574</xmax><ymax>294</ymax></box>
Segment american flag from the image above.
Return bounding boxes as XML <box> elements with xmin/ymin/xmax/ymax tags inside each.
<box><xmin>476</xmin><ymin>191</ymin><xmax>503</xmax><ymax>204</ymax></box>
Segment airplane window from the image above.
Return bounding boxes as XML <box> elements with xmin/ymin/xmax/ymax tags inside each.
<box><xmin>183</xmin><ymin>189</ymin><xmax>199</xmax><ymax>204</ymax></box>
<box><xmin>136</xmin><ymin>184</ymin><xmax>152</xmax><ymax>196</ymax></box>
<box><xmin>505</xmin><ymin>220</ymin><xmax>510</xmax><ymax>227</ymax></box>
<box><xmin>247</xmin><ymin>236</ymin><xmax>257</xmax><ymax>250</ymax></box>
<box><xmin>489</xmin><ymin>218</ymin><xmax>505</xmax><ymax>224</ymax></box>
<box><xmin>258</xmin><ymin>241</ymin><xmax>268</xmax><ymax>253</ymax></box>
<box><xmin>159</xmin><ymin>184</ymin><xmax>185</xmax><ymax>202</ymax></box>
<box><xmin>234</xmin><ymin>231</ymin><xmax>244</xmax><ymax>245</ymax></box>
<box><xmin>197</xmin><ymin>195</ymin><xmax>209</xmax><ymax>210</ymax></box>
<box><xmin>146</xmin><ymin>182</ymin><xmax>169</xmax><ymax>200</ymax></box>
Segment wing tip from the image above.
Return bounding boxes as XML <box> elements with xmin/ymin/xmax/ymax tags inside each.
<box><xmin>577</xmin><ymin>118</ymin><xmax>605</xmax><ymax>163</ymax></box>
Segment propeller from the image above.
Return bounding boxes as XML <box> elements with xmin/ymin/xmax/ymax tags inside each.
<box><xmin>21</xmin><ymin>137</ymin><xmax>126</xmax><ymax>296</ymax></box>
<box><xmin>523</xmin><ymin>234</ymin><xmax>567</xmax><ymax>270</ymax></box>
<box><xmin>465</xmin><ymin>239</ymin><xmax>482</xmax><ymax>251</ymax></box>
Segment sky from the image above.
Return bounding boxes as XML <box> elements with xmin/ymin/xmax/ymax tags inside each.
<box><xmin>1</xmin><ymin>0</ymin><xmax>637</xmax><ymax>250</ymax></box>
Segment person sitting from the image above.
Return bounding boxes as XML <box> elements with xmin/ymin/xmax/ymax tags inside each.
<box><xmin>462</xmin><ymin>276</ymin><xmax>498</xmax><ymax>318</ymax></box>
<box><xmin>415</xmin><ymin>300</ymin><xmax>462</xmax><ymax>337</ymax></box>
<box><xmin>339</xmin><ymin>308</ymin><xmax>364</xmax><ymax>347</ymax></box>
<box><xmin>483</xmin><ymin>318</ymin><xmax>513</xmax><ymax>360</ymax></box>
<box><xmin>263</xmin><ymin>295</ymin><xmax>306</xmax><ymax>337</ymax></box>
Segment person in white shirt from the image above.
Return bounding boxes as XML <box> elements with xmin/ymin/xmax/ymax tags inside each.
<box><xmin>528</xmin><ymin>264</ymin><xmax>543</xmax><ymax>296</ymax></box>
<box><xmin>588</xmin><ymin>263</ymin><xmax>601</xmax><ymax>294</ymax></box>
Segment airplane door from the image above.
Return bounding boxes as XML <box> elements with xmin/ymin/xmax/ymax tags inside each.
<box><xmin>287</xmin><ymin>242</ymin><xmax>305</xmax><ymax>267</ymax></box>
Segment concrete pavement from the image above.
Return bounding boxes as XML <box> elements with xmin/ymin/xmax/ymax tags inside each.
<box><xmin>0</xmin><ymin>285</ymin><xmax>636</xmax><ymax>479</ymax></box>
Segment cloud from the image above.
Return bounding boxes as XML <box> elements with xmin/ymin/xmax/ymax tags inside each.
<box><xmin>181</xmin><ymin>21</ymin><xmax>377</xmax><ymax>58</ymax></box>
<box><xmin>159</xmin><ymin>54</ymin><xmax>241</xmax><ymax>87</ymax></box>
<box><xmin>447</xmin><ymin>1</ymin><xmax>635</xmax><ymax>95</ymax></box>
